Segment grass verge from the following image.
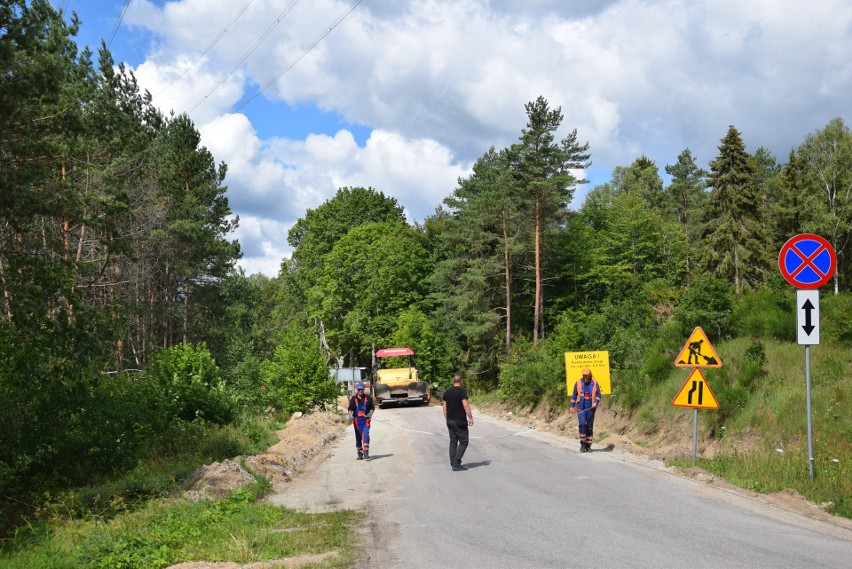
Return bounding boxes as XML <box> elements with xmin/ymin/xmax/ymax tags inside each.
<box><xmin>0</xmin><ymin>487</ymin><xmax>360</xmax><ymax>568</ymax></box>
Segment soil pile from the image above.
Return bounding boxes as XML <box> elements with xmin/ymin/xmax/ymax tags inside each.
<box><xmin>180</xmin><ymin>411</ymin><xmax>347</xmax><ymax>501</ymax></box>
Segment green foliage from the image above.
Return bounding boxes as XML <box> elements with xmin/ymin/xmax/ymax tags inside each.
<box><xmin>389</xmin><ymin>308</ymin><xmax>457</xmax><ymax>387</ymax></box>
<box><xmin>731</xmin><ymin>289</ymin><xmax>794</xmax><ymax>340</ymax></box>
<box><xmin>641</xmin><ymin>341</ymin><xmax>674</xmax><ymax>384</ymax></box>
<box><xmin>544</xmin><ymin>309</ymin><xmax>587</xmax><ymax>356</ymax></box>
<box><xmin>582</xmin><ymin>286</ymin><xmax>658</xmax><ymax>370</ymax></box>
<box><xmin>614</xmin><ymin>368</ymin><xmax>649</xmax><ymax>410</ymax></box>
<box><xmin>673</xmin><ymin>275</ymin><xmax>733</xmax><ymax>339</ymax></box>
<box><xmin>311</xmin><ymin>221</ymin><xmax>429</xmax><ymax>356</ymax></box>
<box><xmin>697</xmin><ymin>125</ymin><xmax>773</xmax><ymax>293</ymax></box>
<box><xmin>261</xmin><ymin>326</ymin><xmax>338</xmax><ymax>414</ymax></box>
<box><xmin>288</xmin><ymin>186</ymin><xmax>406</xmax><ymax>279</ymax></box>
<box><xmin>821</xmin><ymin>292</ymin><xmax>852</xmax><ymax>343</ymax></box>
<box><xmin>1</xmin><ymin>496</ymin><xmax>359</xmax><ymax>569</ymax></box>
<box><xmin>497</xmin><ymin>341</ymin><xmax>565</xmax><ymax>409</ymax></box>
<box><xmin>738</xmin><ymin>339</ymin><xmax>768</xmax><ymax>392</ymax></box>
<box><xmin>797</xmin><ymin>118</ymin><xmax>852</xmax><ymax>289</ymax></box>
<box><xmin>148</xmin><ymin>343</ymin><xmax>235</xmax><ymax>424</ymax></box>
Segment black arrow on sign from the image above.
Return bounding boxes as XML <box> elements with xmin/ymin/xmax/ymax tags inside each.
<box><xmin>802</xmin><ymin>299</ymin><xmax>815</xmax><ymax>335</ymax></box>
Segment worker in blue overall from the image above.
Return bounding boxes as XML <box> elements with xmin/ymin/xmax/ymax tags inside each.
<box><xmin>348</xmin><ymin>382</ymin><xmax>375</xmax><ymax>460</ymax></box>
<box><xmin>570</xmin><ymin>368</ymin><xmax>602</xmax><ymax>453</ymax></box>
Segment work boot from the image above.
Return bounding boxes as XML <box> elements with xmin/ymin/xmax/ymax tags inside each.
<box><xmin>585</xmin><ymin>442</ymin><xmax>592</xmax><ymax>453</ymax></box>
<box><xmin>580</xmin><ymin>442</ymin><xmax>586</xmax><ymax>453</ymax></box>
<box><xmin>357</xmin><ymin>453</ymin><xmax>364</xmax><ymax>460</ymax></box>
<box><xmin>363</xmin><ymin>452</ymin><xmax>370</xmax><ymax>461</ymax></box>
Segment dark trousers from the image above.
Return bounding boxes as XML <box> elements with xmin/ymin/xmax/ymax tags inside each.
<box><xmin>577</xmin><ymin>407</ymin><xmax>595</xmax><ymax>443</ymax></box>
<box><xmin>447</xmin><ymin>420</ymin><xmax>469</xmax><ymax>465</ymax></box>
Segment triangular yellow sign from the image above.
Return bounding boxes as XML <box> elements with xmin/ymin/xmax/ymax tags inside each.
<box><xmin>674</xmin><ymin>326</ymin><xmax>722</xmax><ymax>368</ymax></box>
<box><xmin>672</xmin><ymin>369</ymin><xmax>719</xmax><ymax>409</ymax></box>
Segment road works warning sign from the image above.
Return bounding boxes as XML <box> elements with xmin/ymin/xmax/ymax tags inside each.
<box><xmin>672</xmin><ymin>369</ymin><xmax>719</xmax><ymax>409</ymax></box>
<box><xmin>565</xmin><ymin>351</ymin><xmax>611</xmax><ymax>395</ymax></box>
<box><xmin>674</xmin><ymin>327</ymin><xmax>722</xmax><ymax>368</ymax></box>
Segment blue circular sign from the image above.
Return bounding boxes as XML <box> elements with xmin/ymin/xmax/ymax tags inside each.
<box><xmin>778</xmin><ymin>234</ymin><xmax>836</xmax><ymax>289</ymax></box>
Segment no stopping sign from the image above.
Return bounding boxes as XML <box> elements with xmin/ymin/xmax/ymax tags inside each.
<box><xmin>778</xmin><ymin>234</ymin><xmax>836</xmax><ymax>289</ymax></box>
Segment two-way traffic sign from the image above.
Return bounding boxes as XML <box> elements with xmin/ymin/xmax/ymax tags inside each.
<box><xmin>797</xmin><ymin>290</ymin><xmax>820</xmax><ymax>345</ymax></box>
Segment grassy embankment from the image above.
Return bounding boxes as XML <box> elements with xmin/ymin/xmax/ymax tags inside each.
<box><xmin>664</xmin><ymin>337</ymin><xmax>851</xmax><ymax>518</ymax></box>
<box><xmin>0</xmin><ymin>416</ymin><xmax>361</xmax><ymax>568</ymax></box>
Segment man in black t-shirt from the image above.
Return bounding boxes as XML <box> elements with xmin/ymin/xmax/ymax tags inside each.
<box><xmin>442</xmin><ymin>374</ymin><xmax>474</xmax><ymax>471</ymax></box>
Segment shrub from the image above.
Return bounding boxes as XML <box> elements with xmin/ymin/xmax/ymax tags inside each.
<box><xmin>731</xmin><ymin>289</ymin><xmax>794</xmax><ymax>340</ymax></box>
<box><xmin>148</xmin><ymin>343</ymin><xmax>235</xmax><ymax>425</ymax></box>
<box><xmin>498</xmin><ymin>341</ymin><xmax>565</xmax><ymax>409</ymax></box>
<box><xmin>821</xmin><ymin>292</ymin><xmax>852</xmax><ymax>344</ymax></box>
<box><xmin>262</xmin><ymin>326</ymin><xmax>339</xmax><ymax>414</ymax></box>
<box><xmin>614</xmin><ymin>368</ymin><xmax>648</xmax><ymax>410</ymax></box>
<box><xmin>674</xmin><ymin>276</ymin><xmax>733</xmax><ymax>339</ymax></box>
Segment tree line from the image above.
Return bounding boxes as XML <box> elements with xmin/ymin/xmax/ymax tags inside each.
<box><xmin>3</xmin><ymin>0</ymin><xmax>852</xmax><ymax>533</ymax></box>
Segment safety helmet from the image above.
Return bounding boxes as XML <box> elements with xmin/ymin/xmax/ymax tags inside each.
<box><xmin>356</xmin><ymin>382</ymin><xmax>365</xmax><ymax>390</ymax></box>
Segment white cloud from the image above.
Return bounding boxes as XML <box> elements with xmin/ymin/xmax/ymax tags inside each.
<box><xmin>101</xmin><ymin>0</ymin><xmax>852</xmax><ymax>276</ymax></box>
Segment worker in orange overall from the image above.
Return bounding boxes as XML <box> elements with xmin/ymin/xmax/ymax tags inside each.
<box><xmin>348</xmin><ymin>382</ymin><xmax>375</xmax><ymax>460</ymax></box>
<box><xmin>570</xmin><ymin>368</ymin><xmax>601</xmax><ymax>453</ymax></box>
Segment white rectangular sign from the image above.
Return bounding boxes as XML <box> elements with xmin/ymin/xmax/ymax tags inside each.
<box><xmin>797</xmin><ymin>290</ymin><xmax>820</xmax><ymax>345</ymax></box>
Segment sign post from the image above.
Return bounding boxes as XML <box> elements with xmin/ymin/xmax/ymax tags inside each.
<box><xmin>672</xmin><ymin>368</ymin><xmax>720</xmax><ymax>465</ymax></box>
<box><xmin>779</xmin><ymin>234</ymin><xmax>836</xmax><ymax>480</ymax></box>
<box><xmin>673</xmin><ymin>329</ymin><xmax>722</xmax><ymax>465</ymax></box>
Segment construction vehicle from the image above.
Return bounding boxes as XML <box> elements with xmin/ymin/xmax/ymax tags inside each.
<box><xmin>372</xmin><ymin>347</ymin><xmax>430</xmax><ymax>407</ymax></box>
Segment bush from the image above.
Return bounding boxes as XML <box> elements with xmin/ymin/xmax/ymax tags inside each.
<box><xmin>821</xmin><ymin>292</ymin><xmax>852</xmax><ymax>344</ymax></box>
<box><xmin>148</xmin><ymin>343</ymin><xmax>235</xmax><ymax>424</ymax></box>
<box><xmin>732</xmin><ymin>290</ymin><xmax>794</xmax><ymax>340</ymax></box>
<box><xmin>262</xmin><ymin>326</ymin><xmax>339</xmax><ymax>414</ymax></box>
<box><xmin>613</xmin><ymin>368</ymin><xmax>648</xmax><ymax>410</ymax></box>
<box><xmin>498</xmin><ymin>341</ymin><xmax>565</xmax><ymax>409</ymax></box>
<box><xmin>674</xmin><ymin>276</ymin><xmax>733</xmax><ymax>339</ymax></box>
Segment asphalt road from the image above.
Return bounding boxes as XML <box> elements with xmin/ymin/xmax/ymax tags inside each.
<box><xmin>268</xmin><ymin>404</ymin><xmax>852</xmax><ymax>568</ymax></box>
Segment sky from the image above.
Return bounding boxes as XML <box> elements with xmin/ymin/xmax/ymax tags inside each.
<box><xmin>57</xmin><ymin>0</ymin><xmax>852</xmax><ymax>277</ymax></box>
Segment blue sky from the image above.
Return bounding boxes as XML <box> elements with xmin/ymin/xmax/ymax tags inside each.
<box><xmin>56</xmin><ymin>0</ymin><xmax>852</xmax><ymax>276</ymax></box>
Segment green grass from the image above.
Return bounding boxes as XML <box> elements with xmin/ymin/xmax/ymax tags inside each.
<box><xmin>0</xmin><ymin>490</ymin><xmax>360</xmax><ymax>568</ymax></box>
<box><xmin>0</xmin><ymin>413</ymin><xmax>361</xmax><ymax>567</ymax></box>
<box><xmin>665</xmin><ymin>338</ymin><xmax>852</xmax><ymax>518</ymax></box>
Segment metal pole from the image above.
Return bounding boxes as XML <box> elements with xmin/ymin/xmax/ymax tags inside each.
<box><xmin>805</xmin><ymin>345</ymin><xmax>814</xmax><ymax>480</ymax></box>
<box><xmin>692</xmin><ymin>408</ymin><xmax>698</xmax><ymax>466</ymax></box>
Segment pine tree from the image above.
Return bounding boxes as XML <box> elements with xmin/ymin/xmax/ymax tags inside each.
<box><xmin>664</xmin><ymin>148</ymin><xmax>707</xmax><ymax>275</ymax></box>
<box><xmin>697</xmin><ymin>126</ymin><xmax>771</xmax><ymax>293</ymax></box>
<box><xmin>510</xmin><ymin>96</ymin><xmax>590</xmax><ymax>344</ymax></box>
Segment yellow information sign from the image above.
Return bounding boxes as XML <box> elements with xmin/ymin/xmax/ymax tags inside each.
<box><xmin>565</xmin><ymin>351</ymin><xmax>611</xmax><ymax>395</ymax></box>
<box><xmin>672</xmin><ymin>369</ymin><xmax>719</xmax><ymax>409</ymax></box>
<box><xmin>674</xmin><ymin>326</ymin><xmax>722</xmax><ymax>368</ymax></box>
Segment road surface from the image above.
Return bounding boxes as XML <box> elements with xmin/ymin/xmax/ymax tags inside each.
<box><xmin>267</xmin><ymin>404</ymin><xmax>852</xmax><ymax>568</ymax></box>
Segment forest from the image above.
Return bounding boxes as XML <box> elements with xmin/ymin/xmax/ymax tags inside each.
<box><xmin>2</xmin><ymin>0</ymin><xmax>851</xmax><ymax>536</ymax></box>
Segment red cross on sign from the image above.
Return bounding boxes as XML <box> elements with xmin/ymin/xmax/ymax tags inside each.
<box><xmin>778</xmin><ymin>234</ymin><xmax>836</xmax><ymax>290</ymax></box>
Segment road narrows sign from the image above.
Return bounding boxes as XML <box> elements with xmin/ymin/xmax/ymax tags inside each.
<box><xmin>672</xmin><ymin>369</ymin><xmax>719</xmax><ymax>409</ymax></box>
<box><xmin>674</xmin><ymin>326</ymin><xmax>722</xmax><ymax>368</ymax></box>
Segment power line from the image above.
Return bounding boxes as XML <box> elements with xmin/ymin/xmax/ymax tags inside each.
<box><xmin>165</xmin><ymin>0</ymin><xmax>256</xmax><ymax>90</ymax></box>
<box><xmin>188</xmin><ymin>0</ymin><xmax>301</xmax><ymax>113</ymax></box>
<box><xmin>106</xmin><ymin>0</ymin><xmax>132</xmax><ymax>49</ymax></box>
<box><xmin>232</xmin><ymin>0</ymin><xmax>362</xmax><ymax>115</ymax></box>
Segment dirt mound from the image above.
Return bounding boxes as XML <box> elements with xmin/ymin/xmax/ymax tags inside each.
<box><xmin>180</xmin><ymin>411</ymin><xmax>347</xmax><ymax>501</ymax></box>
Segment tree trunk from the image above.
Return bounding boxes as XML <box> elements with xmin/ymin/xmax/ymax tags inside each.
<box><xmin>183</xmin><ymin>276</ymin><xmax>189</xmax><ymax>345</ymax></box>
<box><xmin>502</xmin><ymin>214</ymin><xmax>511</xmax><ymax>355</ymax></box>
<box><xmin>533</xmin><ymin>192</ymin><xmax>542</xmax><ymax>345</ymax></box>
